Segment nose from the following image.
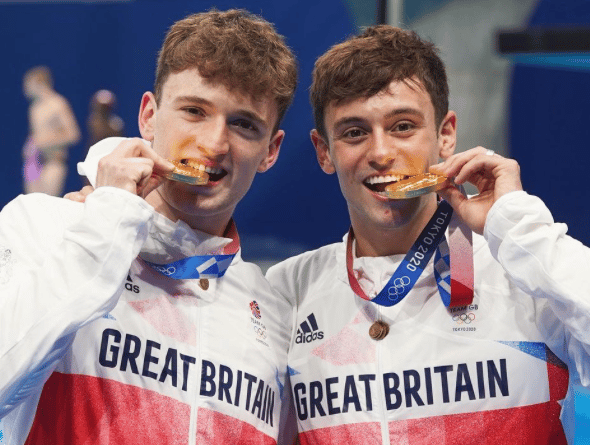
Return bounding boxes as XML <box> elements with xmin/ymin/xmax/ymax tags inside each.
<box><xmin>367</xmin><ymin>130</ymin><xmax>395</xmax><ymax>169</ymax></box>
<box><xmin>197</xmin><ymin>117</ymin><xmax>230</xmax><ymax>159</ymax></box>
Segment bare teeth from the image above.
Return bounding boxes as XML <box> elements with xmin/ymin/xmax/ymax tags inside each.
<box><xmin>181</xmin><ymin>160</ymin><xmax>224</xmax><ymax>175</ymax></box>
<box><xmin>364</xmin><ymin>174</ymin><xmax>407</xmax><ymax>185</ymax></box>
<box><xmin>364</xmin><ymin>174</ymin><xmax>409</xmax><ymax>195</ymax></box>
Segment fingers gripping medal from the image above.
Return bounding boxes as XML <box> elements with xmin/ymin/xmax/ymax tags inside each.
<box><xmin>165</xmin><ymin>159</ymin><xmax>209</xmax><ymax>185</ymax></box>
<box><xmin>385</xmin><ymin>173</ymin><xmax>449</xmax><ymax>199</ymax></box>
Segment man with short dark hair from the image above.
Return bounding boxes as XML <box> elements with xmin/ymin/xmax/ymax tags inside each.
<box><xmin>267</xmin><ymin>25</ymin><xmax>590</xmax><ymax>444</ymax></box>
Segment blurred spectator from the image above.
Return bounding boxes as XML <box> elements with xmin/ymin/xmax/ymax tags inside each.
<box><xmin>86</xmin><ymin>89</ymin><xmax>124</xmax><ymax>148</ymax></box>
<box><xmin>22</xmin><ymin>66</ymin><xmax>81</xmax><ymax>196</ymax></box>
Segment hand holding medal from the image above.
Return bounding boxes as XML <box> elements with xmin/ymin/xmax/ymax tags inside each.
<box><xmin>429</xmin><ymin>146</ymin><xmax>523</xmax><ymax>235</ymax></box>
<box><xmin>346</xmin><ymin>149</ymin><xmax>493</xmax><ymax>320</ymax></box>
<box><xmin>71</xmin><ymin>139</ymin><xmax>214</xmax><ymax>202</ymax></box>
<box><xmin>94</xmin><ymin>138</ymin><xmax>175</xmax><ymax>198</ymax></box>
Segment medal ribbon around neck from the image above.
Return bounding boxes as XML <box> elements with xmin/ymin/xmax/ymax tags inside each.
<box><xmin>143</xmin><ymin>221</ymin><xmax>240</xmax><ymax>280</ymax></box>
<box><xmin>346</xmin><ymin>197</ymin><xmax>474</xmax><ymax>308</ymax></box>
<box><xmin>434</xmin><ymin>202</ymin><xmax>475</xmax><ymax>307</ymax></box>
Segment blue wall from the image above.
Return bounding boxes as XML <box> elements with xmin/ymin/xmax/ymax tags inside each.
<box><xmin>0</xmin><ymin>0</ymin><xmax>356</xmax><ymax>261</ymax></box>
<box><xmin>509</xmin><ymin>0</ymin><xmax>590</xmax><ymax>247</ymax></box>
<box><xmin>508</xmin><ymin>3</ymin><xmax>590</xmax><ymax>438</ymax></box>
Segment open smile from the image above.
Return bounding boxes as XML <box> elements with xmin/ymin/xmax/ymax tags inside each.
<box><xmin>179</xmin><ymin>159</ymin><xmax>228</xmax><ymax>182</ymax></box>
<box><xmin>363</xmin><ymin>174</ymin><xmax>409</xmax><ymax>194</ymax></box>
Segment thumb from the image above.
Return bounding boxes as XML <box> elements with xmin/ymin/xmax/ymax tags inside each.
<box><xmin>153</xmin><ymin>156</ymin><xmax>175</xmax><ymax>175</ymax></box>
<box><xmin>136</xmin><ymin>142</ymin><xmax>175</xmax><ymax>174</ymax></box>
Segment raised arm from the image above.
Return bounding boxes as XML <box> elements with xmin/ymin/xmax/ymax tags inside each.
<box><xmin>0</xmin><ymin>138</ymin><xmax>173</xmax><ymax>417</ymax></box>
<box><xmin>431</xmin><ymin>147</ymin><xmax>590</xmax><ymax>381</ymax></box>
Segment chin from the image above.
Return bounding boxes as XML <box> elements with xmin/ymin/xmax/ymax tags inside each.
<box><xmin>383</xmin><ymin>201</ymin><xmax>424</xmax><ymax>226</ymax></box>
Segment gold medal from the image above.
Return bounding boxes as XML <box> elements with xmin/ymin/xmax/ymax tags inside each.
<box><xmin>385</xmin><ymin>173</ymin><xmax>449</xmax><ymax>200</ymax></box>
<box><xmin>369</xmin><ymin>320</ymin><xmax>389</xmax><ymax>340</ymax></box>
<box><xmin>165</xmin><ymin>159</ymin><xmax>209</xmax><ymax>185</ymax></box>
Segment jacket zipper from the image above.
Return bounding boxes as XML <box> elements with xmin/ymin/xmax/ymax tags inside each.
<box><xmin>188</xmin><ymin>300</ymin><xmax>202</xmax><ymax>444</ymax></box>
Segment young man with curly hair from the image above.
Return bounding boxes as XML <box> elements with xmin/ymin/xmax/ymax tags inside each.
<box><xmin>0</xmin><ymin>9</ymin><xmax>297</xmax><ymax>444</ymax></box>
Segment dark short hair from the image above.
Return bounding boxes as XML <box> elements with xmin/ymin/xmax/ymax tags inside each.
<box><xmin>310</xmin><ymin>25</ymin><xmax>449</xmax><ymax>139</ymax></box>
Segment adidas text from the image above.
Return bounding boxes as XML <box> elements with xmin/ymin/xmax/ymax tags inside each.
<box><xmin>296</xmin><ymin>331</ymin><xmax>324</xmax><ymax>344</ymax></box>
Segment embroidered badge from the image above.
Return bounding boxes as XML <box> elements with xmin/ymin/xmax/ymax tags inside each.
<box><xmin>449</xmin><ymin>304</ymin><xmax>479</xmax><ymax>332</ymax></box>
<box><xmin>249</xmin><ymin>300</ymin><xmax>268</xmax><ymax>346</ymax></box>
<box><xmin>250</xmin><ymin>300</ymin><xmax>261</xmax><ymax>319</ymax></box>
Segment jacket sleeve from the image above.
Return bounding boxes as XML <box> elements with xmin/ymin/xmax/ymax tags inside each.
<box><xmin>484</xmin><ymin>190</ymin><xmax>590</xmax><ymax>383</ymax></box>
<box><xmin>0</xmin><ymin>187</ymin><xmax>153</xmax><ymax>417</ymax></box>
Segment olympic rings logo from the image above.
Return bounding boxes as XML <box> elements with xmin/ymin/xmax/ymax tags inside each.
<box><xmin>252</xmin><ymin>326</ymin><xmax>267</xmax><ymax>339</ymax></box>
<box><xmin>452</xmin><ymin>313</ymin><xmax>476</xmax><ymax>324</ymax></box>
<box><xmin>153</xmin><ymin>265</ymin><xmax>176</xmax><ymax>276</ymax></box>
<box><xmin>387</xmin><ymin>276</ymin><xmax>411</xmax><ymax>302</ymax></box>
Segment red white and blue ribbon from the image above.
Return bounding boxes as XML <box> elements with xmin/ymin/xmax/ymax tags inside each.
<box><xmin>143</xmin><ymin>221</ymin><xmax>240</xmax><ymax>280</ymax></box>
<box><xmin>434</xmin><ymin>206</ymin><xmax>474</xmax><ymax>307</ymax></box>
<box><xmin>347</xmin><ymin>198</ymin><xmax>474</xmax><ymax>308</ymax></box>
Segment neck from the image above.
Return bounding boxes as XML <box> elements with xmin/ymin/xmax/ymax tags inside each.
<box><xmin>352</xmin><ymin>198</ymin><xmax>439</xmax><ymax>257</ymax></box>
<box><xmin>145</xmin><ymin>190</ymin><xmax>232</xmax><ymax>238</ymax></box>
<box><xmin>37</xmin><ymin>88</ymin><xmax>53</xmax><ymax>101</ymax></box>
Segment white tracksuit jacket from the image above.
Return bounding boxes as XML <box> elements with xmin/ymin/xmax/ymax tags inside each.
<box><xmin>266</xmin><ymin>191</ymin><xmax>590</xmax><ymax>445</ymax></box>
<box><xmin>0</xmin><ymin>138</ymin><xmax>292</xmax><ymax>445</ymax></box>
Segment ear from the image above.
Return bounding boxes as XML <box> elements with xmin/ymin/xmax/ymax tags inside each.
<box><xmin>310</xmin><ymin>129</ymin><xmax>335</xmax><ymax>174</ymax></box>
<box><xmin>257</xmin><ymin>129</ymin><xmax>284</xmax><ymax>172</ymax></box>
<box><xmin>138</xmin><ymin>92</ymin><xmax>157</xmax><ymax>142</ymax></box>
<box><xmin>438</xmin><ymin>110</ymin><xmax>457</xmax><ymax>160</ymax></box>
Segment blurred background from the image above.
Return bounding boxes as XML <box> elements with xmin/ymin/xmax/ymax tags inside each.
<box><xmin>0</xmin><ymin>0</ymin><xmax>589</xmax><ymax>269</ymax></box>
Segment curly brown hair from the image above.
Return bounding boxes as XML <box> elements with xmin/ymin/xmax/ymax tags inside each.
<box><xmin>155</xmin><ymin>9</ymin><xmax>298</xmax><ymax>134</ymax></box>
<box><xmin>310</xmin><ymin>25</ymin><xmax>449</xmax><ymax>139</ymax></box>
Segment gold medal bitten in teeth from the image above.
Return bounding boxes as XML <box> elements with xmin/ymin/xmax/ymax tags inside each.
<box><xmin>384</xmin><ymin>173</ymin><xmax>449</xmax><ymax>200</ymax></box>
<box><xmin>165</xmin><ymin>159</ymin><xmax>209</xmax><ymax>185</ymax></box>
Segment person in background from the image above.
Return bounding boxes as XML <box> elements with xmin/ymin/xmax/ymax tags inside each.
<box><xmin>83</xmin><ymin>89</ymin><xmax>125</xmax><ymax>186</ymax></box>
<box><xmin>0</xmin><ymin>9</ymin><xmax>297</xmax><ymax>444</ymax></box>
<box><xmin>87</xmin><ymin>89</ymin><xmax>124</xmax><ymax>148</ymax></box>
<box><xmin>22</xmin><ymin>65</ymin><xmax>81</xmax><ymax>196</ymax></box>
<box><xmin>266</xmin><ymin>25</ymin><xmax>590</xmax><ymax>444</ymax></box>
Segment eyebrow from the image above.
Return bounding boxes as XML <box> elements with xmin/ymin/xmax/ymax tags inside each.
<box><xmin>332</xmin><ymin>116</ymin><xmax>365</xmax><ymax>130</ymax></box>
<box><xmin>174</xmin><ymin>95</ymin><xmax>268</xmax><ymax>129</ymax></box>
<box><xmin>385</xmin><ymin>107</ymin><xmax>425</xmax><ymax>120</ymax></box>
<box><xmin>174</xmin><ymin>95</ymin><xmax>213</xmax><ymax>108</ymax></box>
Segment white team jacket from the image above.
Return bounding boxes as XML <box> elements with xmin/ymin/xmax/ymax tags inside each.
<box><xmin>0</xmin><ymin>138</ymin><xmax>292</xmax><ymax>444</ymax></box>
<box><xmin>267</xmin><ymin>191</ymin><xmax>590</xmax><ymax>445</ymax></box>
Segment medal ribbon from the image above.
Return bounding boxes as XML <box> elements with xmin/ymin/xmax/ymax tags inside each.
<box><xmin>143</xmin><ymin>221</ymin><xmax>240</xmax><ymax>280</ymax></box>
<box><xmin>434</xmin><ymin>206</ymin><xmax>475</xmax><ymax>307</ymax></box>
<box><xmin>347</xmin><ymin>197</ymin><xmax>474</xmax><ymax>308</ymax></box>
